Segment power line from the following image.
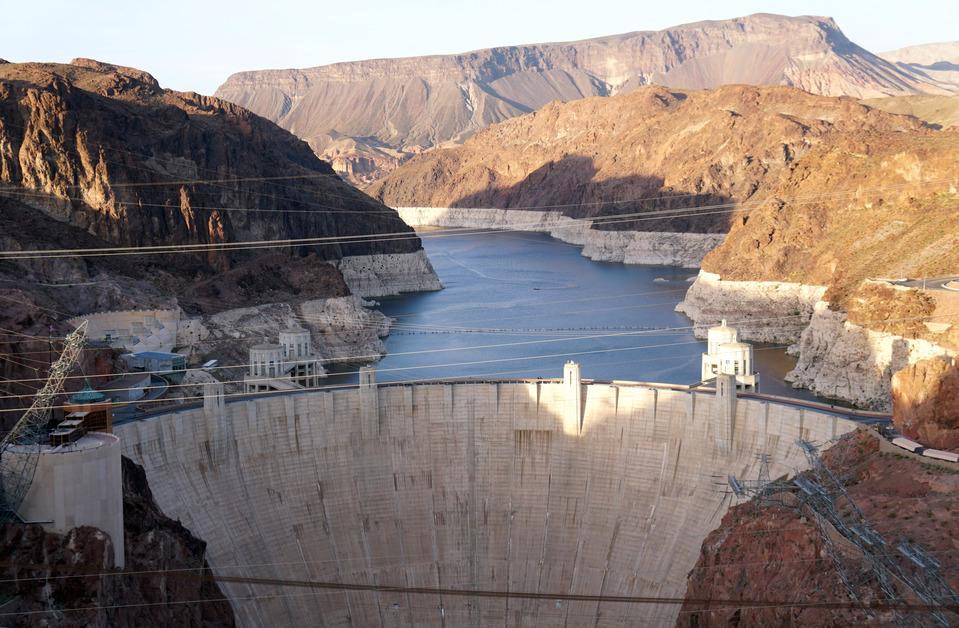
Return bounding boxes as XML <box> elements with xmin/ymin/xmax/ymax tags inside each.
<box><xmin>0</xmin><ymin>305</ymin><xmax>945</xmax><ymax>389</ymax></box>
<box><xmin>2</xmin><ymin>178</ymin><xmax>956</xmax><ymax>260</ymax></box>
<box><xmin>0</xmin><ymin>338</ymin><xmax>716</xmax><ymax>413</ymax></box>
<box><xmin>0</xmin><ymin>311</ymin><xmax>813</xmax><ymax>386</ymax></box>
<box><xmin>0</xmin><ymin>105</ymin><xmax>955</xmax><ymax>218</ymax></box>
<box><xmin>0</xmin><ymin>307</ymin><xmax>948</xmax><ymax>402</ymax></box>
<box><xmin>0</xmin><ymin>558</ymin><xmax>954</xmax><ymax>617</ymax></box>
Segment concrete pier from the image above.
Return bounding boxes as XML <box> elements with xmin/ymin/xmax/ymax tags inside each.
<box><xmin>118</xmin><ymin>380</ymin><xmax>857</xmax><ymax>626</ymax></box>
<box><xmin>563</xmin><ymin>360</ymin><xmax>583</xmax><ymax>434</ymax></box>
<box><xmin>10</xmin><ymin>433</ymin><xmax>125</xmax><ymax>568</ymax></box>
<box><xmin>715</xmin><ymin>373</ymin><xmax>737</xmax><ymax>451</ymax></box>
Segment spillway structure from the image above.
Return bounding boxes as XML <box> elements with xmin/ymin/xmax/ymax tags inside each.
<box><xmin>117</xmin><ymin>367</ymin><xmax>858</xmax><ymax>627</ymax></box>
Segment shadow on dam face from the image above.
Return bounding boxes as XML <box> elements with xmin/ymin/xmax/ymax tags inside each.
<box><xmin>118</xmin><ymin>381</ymin><xmax>857</xmax><ymax>627</ymax></box>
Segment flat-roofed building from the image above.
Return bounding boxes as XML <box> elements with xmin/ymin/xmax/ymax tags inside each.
<box><xmin>121</xmin><ymin>351</ymin><xmax>186</xmax><ymax>378</ymax></box>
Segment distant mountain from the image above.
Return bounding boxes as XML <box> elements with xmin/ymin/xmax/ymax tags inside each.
<box><xmin>881</xmin><ymin>41</ymin><xmax>959</xmax><ymax>92</ymax></box>
<box><xmin>216</xmin><ymin>13</ymin><xmax>951</xmax><ymax>184</ymax></box>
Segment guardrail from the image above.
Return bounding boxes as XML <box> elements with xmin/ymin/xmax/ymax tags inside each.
<box><xmin>120</xmin><ymin>376</ymin><xmax>890</xmax><ymax>426</ymax></box>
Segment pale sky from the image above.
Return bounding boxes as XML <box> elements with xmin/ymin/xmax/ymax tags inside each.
<box><xmin>3</xmin><ymin>0</ymin><xmax>957</xmax><ymax>94</ymax></box>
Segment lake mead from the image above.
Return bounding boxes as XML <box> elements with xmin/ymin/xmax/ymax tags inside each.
<box><xmin>366</xmin><ymin>229</ymin><xmax>819</xmax><ymax>402</ymax></box>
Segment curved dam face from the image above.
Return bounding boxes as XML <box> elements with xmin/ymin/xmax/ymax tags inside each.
<box><xmin>118</xmin><ymin>380</ymin><xmax>857</xmax><ymax>626</ymax></box>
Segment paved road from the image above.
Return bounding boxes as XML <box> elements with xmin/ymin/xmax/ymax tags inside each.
<box><xmin>115</xmin><ymin>377</ymin><xmax>890</xmax><ymax>428</ymax></box>
<box><xmin>893</xmin><ymin>276</ymin><xmax>959</xmax><ymax>291</ymax></box>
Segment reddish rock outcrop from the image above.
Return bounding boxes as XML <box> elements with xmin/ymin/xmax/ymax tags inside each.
<box><xmin>0</xmin><ymin>457</ymin><xmax>235</xmax><ymax>627</ymax></box>
<box><xmin>679</xmin><ymin>430</ymin><xmax>959</xmax><ymax>626</ymax></box>
<box><xmin>893</xmin><ymin>357</ymin><xmax>959</xmax><ymax>451</ymax></box>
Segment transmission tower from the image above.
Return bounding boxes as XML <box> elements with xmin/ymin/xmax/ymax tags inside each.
<box><xmin>727</xmin><ymin>441</ymin><xmax>959</xmax><ymax>626</ymax></box>
<box><xmin>797</xmin><ymin>440</ymin><xmax>958</xmax><ymax>627</ymax></box>
<box><xmin>0</xmin><ymin>321</ymin><xmax>87</xmax><ymax>524</ymax></box>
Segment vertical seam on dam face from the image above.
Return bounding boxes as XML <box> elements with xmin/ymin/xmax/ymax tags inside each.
<box><xmin>117</xmin><ymin>382</ymin><xmax>860</xmax><ymax>627</ymax></box>
<box><xmin>467</xmin><ymin>394</ymin><xmax>479</xmax><ymax>628</ymax></box>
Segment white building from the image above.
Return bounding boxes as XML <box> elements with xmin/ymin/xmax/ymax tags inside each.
<box><xmin>244</xmin><ymin>328</ymin><xmax>323</xmax><ymax>393</ymax></box>
<box><xmin>701</xmin><ymin>319</ymin><xmax>759</xmax><ymax>390</ymax></box>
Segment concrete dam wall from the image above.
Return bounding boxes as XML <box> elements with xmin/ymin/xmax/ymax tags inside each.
<box><xmin>117</xmin><ymin>380</ymin><xmax>858</xmax><ymax>627</ymax></box>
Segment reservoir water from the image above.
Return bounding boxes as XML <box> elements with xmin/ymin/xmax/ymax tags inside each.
<box><xmin>363</xmin><ymin>229</ymin><xmax>820</xmax><ymax>402</ymax></box>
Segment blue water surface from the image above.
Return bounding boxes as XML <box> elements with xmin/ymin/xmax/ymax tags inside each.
<box><xmin>338</xmin><ymin>229</ymin><xmax>818</xmax><ymax>401</ymax></box>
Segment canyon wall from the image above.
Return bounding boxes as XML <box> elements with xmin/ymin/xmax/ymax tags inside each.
<box><xmin>0</xmin><ymin>59</ymin><xmax>424</xmax><ymax>263</ymax></box>
<box><xmin>397</xmin><ymin>207</ymin><xmax>723</xmax><ymax>268</ymax></box>
<box><xmin>787</xmin><ymin>303</ymin><xmax>953</xmax><ymax>409</ymax></box>
<box><xmin>679</xmin><ymin>272</ymin><xmax>955</xmax><ymax>410</ymax></box>
<box><xmin>892</xmin><ymin>356</ymin><xmax>959</xmax><ymax>450</ymax></box>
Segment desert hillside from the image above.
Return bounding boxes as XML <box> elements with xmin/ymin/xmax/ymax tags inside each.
<box><xmin>371</xmin><ymin>85</ymin><xmax>957</xmax><ymax>244</ymax></box>
<box><xmin>216</xmin><ymin>14</ymin><xmax>951</xmax><ymax>183</ymax></box>
<box><xmin>862</xmin><ymin>94</ymin><xmax>959</xmax><ymax>128</ymax></box>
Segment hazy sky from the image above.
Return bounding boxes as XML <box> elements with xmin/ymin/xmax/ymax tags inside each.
<box><xmin>3</xmin><ymin>0</ymin><xmax>957</xmax><ymax>94</ymax></box>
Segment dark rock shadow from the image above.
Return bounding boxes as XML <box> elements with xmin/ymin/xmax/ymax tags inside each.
<box><xmin>450</xmin><ymin>154</ymin><xmax>737</xmax><ymax>233</ymax></box>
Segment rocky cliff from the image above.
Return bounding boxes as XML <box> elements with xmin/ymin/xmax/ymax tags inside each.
<box><xmin>0</xmin><ymin>59</ymin><xmax>439</xmax><ymax>427</ymax></box>
<box><xmin>0</xmin><ymin>457</ymin><xmax>235</xmax><ymax>626</ymax></box>
<box><xmin>893</xmin><ymin>356</ymin><xmax>959</xmax><ymax>451</ymax></box>
<box><xmin>679</xmin><ymin>429</ymin><xmax>959</xmax><ymax>626</ymax></box>
<box><xmin>668</xmin><ymin>85</ymin><xmax>959</xmax><ymax>407</ymax></box>
<box><xmin>217</xmin><ymin>14</ymin><xmax>950</xmax><ymax>183</ymax></box>
<box><xmin>0</xmin><ymin>58</ymin><xmax>423</xmax><ymax>262</ymax></box>
<box><xmin>374</xmin><ymin>84</ymin><xmax>958</xmax><ymax>281</ymax></box>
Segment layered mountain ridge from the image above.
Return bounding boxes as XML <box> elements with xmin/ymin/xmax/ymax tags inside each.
<box><xmin>371</xmin><ymin>84</ymin><xmax>955</xmax><ymax>241</ymax></box>
<box><xmin>216</xmin><ymin>13</ymin><xmax>954</xmax><ymax>183</ymax></box>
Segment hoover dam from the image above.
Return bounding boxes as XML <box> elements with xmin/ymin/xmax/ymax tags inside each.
<box><xmin>116</xmin><ymin>371</ymin><xmax>859</xmax><ymax>627</ymax></box>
